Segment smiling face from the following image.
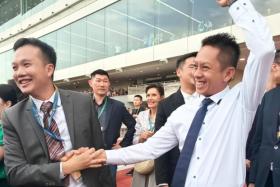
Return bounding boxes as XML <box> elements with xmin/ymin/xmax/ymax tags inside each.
<box><xmin>12</xmin><ymin>45</ymin><xmax>55</xmax><ymax>99</ymax></box>
<box><xmin>146</xmin><ymin>87</ymin><xmax>162</xmax><ymax>110</ymax></box>
<box><xmin>194</xmin><ymin>45</ymin><xmax>235</xmax><ymax>97</ymax></box>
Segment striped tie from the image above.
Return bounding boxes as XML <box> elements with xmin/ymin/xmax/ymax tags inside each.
<box><xmin>40</xmin><ymin>101</ymin><xmax>65</xmax><ymax>161</ymax></box>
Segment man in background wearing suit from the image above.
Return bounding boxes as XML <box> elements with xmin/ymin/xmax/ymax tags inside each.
<box><xmin>154</xmin><ymin>52</ymin><xmax>197</xmax><ymax>186</ymax></box>
<box><xmin>88</xmin><ymin>69</ymin><xmax>135</xmax><ymax>186</ymax></box>
<box><xmin>131</xmin><ymin>95</ymin><xmax>146</xmax><ymax>119</ymax></box>
<box><xmin>248</xmin><ymin>49</ymin><xmax>280</xmax><ymax>187</ymax></box>
<box><xmin>2</xmin><ymin>38</ymin><xmax>112</xmax><ymax>187</ymax></box>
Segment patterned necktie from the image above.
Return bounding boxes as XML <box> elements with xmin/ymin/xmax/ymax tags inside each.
<box><xmin>171</xmin><ymin>98</ymin><xmax>213</xmax><ymax>187</ymax></box>
<box><xmin>40</xmin><ymin>101</ymin><xmax>65</xmax><ymax>161</ymax></box>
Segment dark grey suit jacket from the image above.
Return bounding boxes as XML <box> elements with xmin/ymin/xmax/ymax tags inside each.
<box><xmin>2</xmin><ymin>89</ymin><xmax>112</xmax><ymax>187</ymax></box>
<box><xmin>249</xmin><ymin>86</ymin><xmax>280</xmax><ymax>187</ymax></box>
<box><xmin>154</xmin><ymin>89</ymin><xmax>183</xmax><ymax>185</ymax></box>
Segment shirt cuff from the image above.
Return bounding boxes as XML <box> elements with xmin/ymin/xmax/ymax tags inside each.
<box><xmin>60</xmin><ymin>162</ymin><xmax>66</xmax><ymax>179</ymax></box>
<box><xmin>158</xmin><ymin>183</ymin><xmax>169</xmax><ymax>187</ymax></box>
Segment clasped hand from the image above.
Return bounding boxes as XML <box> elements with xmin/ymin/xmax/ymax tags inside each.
<box><xmin>61</xmin><ymin>147</ymin><xmax>106</xmax><ymax>176</ymax></box>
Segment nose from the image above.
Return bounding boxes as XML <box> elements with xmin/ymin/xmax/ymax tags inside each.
<box><xmin>193</xmin><ymin>67</ymin><xmax>202</xmax><ymax>79</ymax></box>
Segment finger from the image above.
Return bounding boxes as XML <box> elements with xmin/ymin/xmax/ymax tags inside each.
<box><xmin>88</xmin><ymin>147</ymin><xmax>96</xmax><ymax>154</ymax></box>
<box><xmin>89</xmin><ymin>164</ymin><xmax>104</xmax><ymax>168</ymax></box>
<box><xmin>78</xmin><ymin>147</ymin><xmax>89</xmax><ymax>153</ymax></box>
<box><xmin>60</xmin><ymin>151</ymin><xmax>75</xmax><ymax>161</ymax></box>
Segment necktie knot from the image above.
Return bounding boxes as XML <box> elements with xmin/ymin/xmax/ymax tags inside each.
<box><xmin>40</xmin><ymin>101</ymin><xmax>53</xmax><ymax>114</ymax></box>
<box><xmin>202</xmin><ymin>98</ymin><xmax>213</xmax><ymax>107</ymax></box>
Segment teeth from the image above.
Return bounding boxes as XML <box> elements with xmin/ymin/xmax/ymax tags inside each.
<box><xmin>19</xmin><ymin>79</ymin><xmax>30</xmax><ymax>84</ymax></box>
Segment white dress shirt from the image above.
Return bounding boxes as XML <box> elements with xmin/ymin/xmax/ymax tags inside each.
<box><xmin>31</xmin><ymin>91</ymin><xmax>85</xmax><ymax>187</ymax></box>
<box><xmin>181</xmin><ymin>90</ymin><xmax>200</xmax><ymax>105</ymax></box>
<box><xmin>106</xmin><ymin>0</ymin><xmax>275</xmax><ymax>187</ymax></box>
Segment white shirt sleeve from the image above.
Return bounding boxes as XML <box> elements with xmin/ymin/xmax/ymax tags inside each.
<box><xmin>230</xmin><ymin>0</ymin><xmax>275</xmax><ymax>112</ymax></box>
<box><xmin>106</xmin><ymin>112</ymin><xmax>179</xmax><ymax>165</ymax></box>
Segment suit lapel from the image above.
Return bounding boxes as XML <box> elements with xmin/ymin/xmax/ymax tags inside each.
<box><xmin>26</xmin><ymin>98</ymin><xmax>49</xmax><ymax>158</ymax></box>
<box><xmin>59</xmin><ymin>90</ymin><xmax>75</xmax><ymax>147</ymax></box>
<box><xmin>175</xmin><ymin>89</ymin><xmax>185</xmax><ymax>106</ymax></box>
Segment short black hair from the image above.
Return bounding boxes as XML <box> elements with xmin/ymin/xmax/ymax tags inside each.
<box><xmin>176</xmin><ymin>52</ymin><xmax>198</xmax><ymax>69</ymax></box>
<box><xmin>13</xmin><ymin>38</ymin><xmax>57</xmax><ymax>68</ymax></box>
<box><xmin>202</xmin><ymin>33</ymin><xmax>240</xmax><ymax>69</ymax></box>
<box><xmin>134</xmin><ymin>95</ymin><xmax>143</xmax><ymax>101</ymax></box>
<box><xmin>90</xmin><ymin>69</ymin><xmax>110</xmax><ymax>79</ymax></box>
<box><xmin>145</xmin><ymin>84</ymin><xmax>164</xmax><ymax>97</ymax></box>
<box><xmin>0</xmin><ymin>84</ymin><xmax>17</xmax><ymax>106</ymax></box>
<box><xmin>275</xmin><ymin>49</ymin><xmax>280</xmax><ymax>64</ymax></box>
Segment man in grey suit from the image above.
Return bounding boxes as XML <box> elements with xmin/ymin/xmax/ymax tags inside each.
<box><xmin>2</xmin><ymin>38</ymin><xmax>112</xmax><ymax>187</ymax></box>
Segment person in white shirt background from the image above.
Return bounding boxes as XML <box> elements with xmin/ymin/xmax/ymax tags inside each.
<box><xmin>62</xmin><ymin>0</ymin><xmax>276</xmax><ymax>186</ymax></box>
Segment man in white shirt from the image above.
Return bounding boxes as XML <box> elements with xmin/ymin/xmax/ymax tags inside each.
<box><xmin>68</xmin><ymin>0</ymin><xmax>276</xmax><ymax>186</ymax></box>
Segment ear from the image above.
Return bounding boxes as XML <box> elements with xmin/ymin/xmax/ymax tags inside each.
<box><xmin>176</xmin><ymin>68</ymin><xmax>181</xmax><ymax>77</ymax></box>
<box><xmin>271</xmin><ymin>63</ymin><xmax>277</xmax><ymax>72</ymax></box>
<box><xmin>223</xmin><ymin>67</ymin><xmax>236</xmax><ymax>83</ymax></box>
<box><xmin>46</xmin><ymin>63</ymin><xmax>55</xmax><ymax>78</ymax></box>
<box><xmin>88</xmin><ymin>79</ymin><xmax>93</xmax><ymax>87</ymax></box>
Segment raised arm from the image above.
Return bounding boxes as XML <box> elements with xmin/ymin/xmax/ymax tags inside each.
<box><xmin>229</xmin><ymin>0</ymin><xmax>275</xmax><ymax>111</ymax></box>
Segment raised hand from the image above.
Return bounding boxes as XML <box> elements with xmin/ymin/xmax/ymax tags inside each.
<box><xmin>139</xmin><ymin>131</ymin><xmax>154</xmax><ymax>143</ymax></box>
<box><xmin>216</xmin><ymin>0</ymin><xmax>232</xmax><ymax>7</ymax></box>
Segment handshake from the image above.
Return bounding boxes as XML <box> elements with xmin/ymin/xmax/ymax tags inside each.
<box><xmin>61</xmin><ymin>147</ymin><xmax>107</xmax><ymax>180</ymax></box>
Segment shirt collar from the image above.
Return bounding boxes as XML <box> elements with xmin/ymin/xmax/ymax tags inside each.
<box><xmin>30</xmin><ymin>91</ymin><xmax>61</xmax><ymax>111</ymax></box>
<box><xmin>181</xmin><ymin>90</ymin><xmax>202</xmax><ymax>100</ymax></box>
<box><xmin>208</xmin><ymin>86</ymin><xmax>230</xmax><ymax>105</ymax></box>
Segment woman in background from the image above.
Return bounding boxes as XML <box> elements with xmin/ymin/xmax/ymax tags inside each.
<box><xmin>132</xmin><ymin>84</ymin><xmax>164</xmax><ymax>187</ymax></box>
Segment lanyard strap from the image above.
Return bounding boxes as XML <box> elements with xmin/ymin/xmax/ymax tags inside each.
<box><xmin>98</xmin><ymin>97</ymin><xmax>108</xmax><ymax>119</ymax></box>
<box><xmin>31</xmin><ymin>92</ymin><xmax>63</xmax><ymax>142</ymax></box>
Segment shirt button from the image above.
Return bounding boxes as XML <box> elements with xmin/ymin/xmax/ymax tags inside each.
<box><xmin>193</xmin><ymin>176</ymin><xmax>196</xmax><ymax>179</ymax></box>
<box><xmin>274</xmin><ymin>145</ymin><xmax>278</xmax><ymax>150</ymax></box>
<box><xmin>252</xmin><ymin>19</ymin><xmax>255</xmax><ymax>23</ymax></box>
<box><xmin>198</xmin><ymin>137</ymin><xmax>202</xmax><ymax>141</ymax></box>
<box><xmin>236</xmin><ymin>7</ymin><xmax>239</xmax><ymax>10</ymax></box>
<box><xmin>197</xmin><ymin>157</ymin><xmax>200</xmax><ymax>160</ymax></box>
<box><xmin>202</xmin><ymin>122</ymin><xmax>205</xmax><ymax>125</ymax></box>
<box><xmin>243</xmin><ymin>3</ymin><xmax>246</xmax><ymax>5</ymax></box>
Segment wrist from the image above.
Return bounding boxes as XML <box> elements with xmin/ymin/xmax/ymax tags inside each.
<box><xmin>62</xmin><ymin>161</ymin><xmax>73</xmax><ymax>175</ymax></box>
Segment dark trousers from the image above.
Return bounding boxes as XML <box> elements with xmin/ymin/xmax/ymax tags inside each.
<box><xmin>265</xmin><ymin>171</ymin><xmax>273</xmax><ymax>187</ymax></box>
<box><xmin>0</xmin><ymin>178</ymin><xmax>10</xmax><ymax>187</ymax></box>
<box><xmin>109</xmin><ymin>164</ymin><xmax>117</xmax><ymax>187</ymax></box>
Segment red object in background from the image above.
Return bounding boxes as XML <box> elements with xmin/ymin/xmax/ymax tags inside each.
<box><xmin>117</xmin><ymin>168</ymin><xmax>133</xmax><ymax>187</ymax></box>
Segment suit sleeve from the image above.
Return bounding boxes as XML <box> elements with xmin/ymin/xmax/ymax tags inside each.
<box><xmin>119</xmin><ymin>104</ymin><xmax>136</xmax><ymax>147</ymax></box>
<box><xmin>248</xmin><ymin>96</ymin><xmax>266</xmax><ymax>183</ymax></box>
<box><xmin>154</xmin><ymin>102</ymin><xmax>171</xmax><ymax>185</ymax></box>
<box><xmin>2</xmin><ymin>111</ymin><xmax>63</xmax><ymax>186</ymax></box>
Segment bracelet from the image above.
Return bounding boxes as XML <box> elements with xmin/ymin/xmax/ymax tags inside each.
<box><xmin>228</xmin><ymin>0</ymin><xmax>238</xmax><ymax>7</ymax></box>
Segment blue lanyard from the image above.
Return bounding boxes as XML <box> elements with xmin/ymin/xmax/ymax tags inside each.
<box><xmin>97</xmin><ymin>97</ymin><xmax>108</xmax><ymax>119</ymax></box>
<box><xmin>148</xmin><ymin>117</ymin><xmax>155</xmax><ymax>132</ymax></box>
<box><xmin>31</xmin><ymin>92</ymin><xmax>63</xmax><ymax>142</ymax></box>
